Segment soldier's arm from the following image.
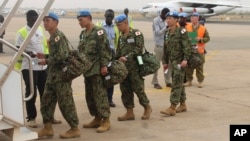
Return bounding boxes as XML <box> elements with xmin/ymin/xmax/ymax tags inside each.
<box><xmin>201</xmin><ymin>29</ymin><xmax>210</xmax><ymax>44</ymax></box>
<box><xmin>99</xmin><ymin>32</ymin><xmax>112</xmax><ymax>67</ymax></box>
<box><xmin>131</xmin><ymin>31</ymin><xmax>144</xmax><ymax>57</ymax></box>
<box><xmin>47</xmin><ymin>35</ymin><xmax>69</xmax><ymax>64</ymax></box>
<box><xmin>182</xmin><ymin>30</ymin><xmax>192</xmax><ymax>61</ymax></box>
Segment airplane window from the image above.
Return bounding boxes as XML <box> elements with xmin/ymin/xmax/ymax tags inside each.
<box><xmin>142</xmin><ymin>5</ymin><xmax>153</xmax><ymax>9</ymax></box>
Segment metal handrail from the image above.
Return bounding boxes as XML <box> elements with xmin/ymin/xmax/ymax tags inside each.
<box><xmin>0</xmin><ymin>0</ymin><xmax>55</xmax><ymax>101</ymax></box>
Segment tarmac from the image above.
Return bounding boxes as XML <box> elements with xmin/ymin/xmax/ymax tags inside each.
<box><xmin>0</xmin><ymin>17</ymin><xmax>250</xmax><ymax>141</ymax></box>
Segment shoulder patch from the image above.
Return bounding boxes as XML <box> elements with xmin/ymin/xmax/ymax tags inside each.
<box><xmin>97</xmin><ymin>30</ymin><xmax>104</xmax><ymax>36</ymax></box>
<box><xmin>135</xmin><ymin>31</ymin><xmax>141</xmax><ymax>36</ymax></box>
<box><xmin>54</xmin><ymin>36</ymin><xmax>60</xmax><ymax>42</ymax></box>
<box><xmin>181</xmin><ymin>28</ymin><xmax>186</xmax><ymax>34</ymax></box>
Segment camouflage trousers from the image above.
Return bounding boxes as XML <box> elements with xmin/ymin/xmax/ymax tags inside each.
<box><xmin>186</xmin><ymin>54</ymin><xmax>205</xmax><ymax>82</ymax></box>
<box><xmin>120</xmin><ymin>71</ymin><xmax>150</xmax><ymax>108</ymax></box>
<box><xmin>41</xmin><ymin>80</ymin><xmax>79</xmax><ymax>127</ymax></box>
<box><xmin>85</xmin><ymin>75</ymin><xmax>110</xmax><ymax>118</ymax></box>
<box><xmin>170</xmin><ymin>63</ymin><xmax>186</xmax><ymax>105</ymax></box>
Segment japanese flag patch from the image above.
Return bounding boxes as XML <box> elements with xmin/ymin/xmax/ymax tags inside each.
<box><xmin>97</xmin><ymin>30</ymin><xmax>104</xmax><ymax>36</ymax></box>
<box><xmin>135</xmin><ymin>31</ymin><xmax>141</xmax><ymax>36</ymax></box>
<box><xmin>54</xmin><ymin>36</ymin><xmax>60</xmax><ymax>42</ymax></box>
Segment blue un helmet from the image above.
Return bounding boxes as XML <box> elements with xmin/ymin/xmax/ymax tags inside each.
<box><xmin>179</xmin><ymin>12</ymin><xmax>187</xmax><ymax>18</ymax></box>
<box><xmin>165</xmin><ymin>11</ymin><xmax>179</xmax><ymax>18</ymax></box>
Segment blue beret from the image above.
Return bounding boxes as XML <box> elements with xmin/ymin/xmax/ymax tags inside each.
<box><xmin>165</xmin><ymin>11</ymin><xmax>179</xmax><ymax>18</ymax></box>
<box><xmin>192</xmin><ymin>12</ymin><xmax>200</xmax><ymax>16</ymax></box>
<box><xmin>115</xmin><ymin>14</ymin><xmax>127</xmax><ymax>23</ymax></box>
<box><xmin>45</xmin><ymin>12</ymin><xmax>59</xmax><ymax>21</ymax></box>
<box><xmin>179</xmin><ymin>12</ymin><xmax>187</xmax><ymax>18</ymax></box>
<box><xmin>77</xmin><ymin>10</ymin><xmax>91</xmax><ymax>18</ymax></box>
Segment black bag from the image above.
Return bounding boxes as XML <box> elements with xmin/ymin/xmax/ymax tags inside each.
<box><xmin>104</xmin><ymin>60</ymin><xmax>128</xmax><ymax>88</ymax></box>
<box><xmin>188</xmin><ymin>53</ymin><xmax>203</xmax><ymax>69</ymax></box>
<box><xmin>139</xmin><ymin>49</ymin><xmax>160</xmax><ymax>77</ymax></box>
<box><xmin>61</xmin><ymin>50</ymin><xmax>92</xmax><ymax>81</ymax></box>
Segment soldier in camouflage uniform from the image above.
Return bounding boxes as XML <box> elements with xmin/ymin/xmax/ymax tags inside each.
<box><xmin>114</xmin><ymin>14</ymin><xmax>152</xmax><ymax>121</ymax></box>
<box><xmin>160</xmin><ymin>12</ymin><xmax>192</xmax><ymax>116</ymax></box>
<box><xmin>37</xmin><ymin>13</ymin><xmax>80</xmax><ymax>139</ymax></box>
<box><xmin>76</xmin><ymin>10</ymin><xmax>112</xmax><ymax>133</ymax></box>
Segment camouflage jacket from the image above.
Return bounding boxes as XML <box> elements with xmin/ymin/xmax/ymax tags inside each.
<box><xmin>163</xmin><ymin>26</ymin><xmax>192</xmax><ymax>65</ymax></box>
<box><xmin>77</xmin><ymin>25</ymin><xmax>112</xmax><ymax>77</ymax></box>
<box><xmin>115</xmin><ymin>28</ymin><xmax>144</xmax><ymax>72</ymax></box>
<box><xmin>46</xmin><ymin>29</ymin><xmax>70</xmax><ymax>82</ymax></box>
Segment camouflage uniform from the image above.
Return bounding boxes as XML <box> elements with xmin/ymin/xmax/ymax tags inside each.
<box><xmin>115</xmin><ymin>28</ymin><xmax>150</xmax><ymax>108</ymax></box>
<box><xmin>41</xmin><ymin>29</ymin><xmax>79</xmax><ymax>127</ymax></box>
<box><xmin>163</xmin><ymin>26</ymin><xmax>191</xmax><ymax>104</ymax></box>
<box><xmin>78</xmin><ymin>25</ymin><xmax>112</xmax><ymax>118</ymax></box>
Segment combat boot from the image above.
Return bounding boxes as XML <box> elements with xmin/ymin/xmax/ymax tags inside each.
<box><xmin>118</xmin><ymin>108</ymin><xmax>135</xmax><ymax>121</ymax></box>
<box><xmin>96</xmin><ymin>117</ymin><xmax>110</xmax><ymax>133</ymax></box>
<box><xmin>59</xmin><ymin>127</ymin><xmax>80</xmax><ymax>139</ymax></box>
<box><xmin>176</xmin><ymin>102</ymin><xmax>187</xmax><ymax>113</ymax></box>
<box><xmin>141</xmin><ymin>105</ymin><xmax>152</xmax><ymax>120</ymax></box>
<box><xmin>83</xmin><ymin>115</ymin><xmax>102</xmax><ymax>128</ymax></box>
<box><xmin>198</xmin><ymin>82</ymin><xmax>203</xmax><ymax>88</ymax></box>
<box><xmin>160</xmin><ymin>104</ymin><xmax>177</xmax><ymax>116</ymax></box>
<box><xmin>183</xmin><ymin>81</ymin><xmax>192</xmax><ymax>87</ymax></box>
<box><xmin>37</xmin><ymin>122</ymin><xmax>54</xmax><ymax>138</ymax></box>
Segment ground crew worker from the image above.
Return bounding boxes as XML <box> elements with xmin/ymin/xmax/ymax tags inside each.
<box><xmin>77</xmin><ymin>10</ymin><xmax>112</xmax><ymax>133</ymax></box>
<box><xmin>152</xmin><ymin>7</ymin><xmax>171</xmax><ymax>89</ymax></box>
<box><xmin>96</xmin><ymin>9</ymin><xmax>118</xmax><ymax>107</ymax></box>
<box><xmin>160</xmin><ymin>11</ymin><xmax>191</xmax><ymax>116</ymax></box>
<box><xmin>114</xmin><ymin>14</ymin><xmax>152</xmax><ymax>121</ymax></box>
<box><xmin>37</xmin><ymin>12</ymin><xmax>80</xmax><ymax>139</ymax></box>
<box><xmin>15</xmin><ymin>10</ymin><xmax>61</xmax><ymax>128</ymax></box>
<box><xmin>124</xmin><ymin>8</ymin><xmax>133</xmax><ymax>28</ymax></box>
<box><xmin>183</xmin><ymin>12</ymin><xmax>210</xmax><ymax>88</ymax></box>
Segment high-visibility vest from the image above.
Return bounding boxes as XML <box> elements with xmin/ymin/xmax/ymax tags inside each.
<box><xmin>15</xmin><ymin>26</ymin><xmax>48</xmax><ymax>70</ymax></box>
<box><xmin>95</xmin><ymin>21</ymin><xmax>119</xmax><ymax>49</ymax></box>
<box><xmin>186</xmin><ymin>24</ymin><xmax>206</xmax><ymax>54</ymax></box>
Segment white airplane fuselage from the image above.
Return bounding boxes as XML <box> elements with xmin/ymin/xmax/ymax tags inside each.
<box><xmin>139</xmin><ymin>0</ymin><xmax>241</xmax><ymax>18</ymax></box>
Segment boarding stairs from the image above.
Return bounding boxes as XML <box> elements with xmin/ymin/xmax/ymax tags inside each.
<box><xmin>0</xmin><ymin>0</ymin><xmax>55</xmax><ymax>140</ymax></box>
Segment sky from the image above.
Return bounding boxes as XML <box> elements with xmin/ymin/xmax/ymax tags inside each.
<box><xmin>2</xmin><ymin>0</ymin><xmax>250</xmax><ymax>10</ymax></box>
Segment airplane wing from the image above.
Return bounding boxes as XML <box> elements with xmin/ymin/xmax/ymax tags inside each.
<box><xmin>178</xmin><ymin>0</ymin><xmax>250</xmax><ymax>8</ymax></box>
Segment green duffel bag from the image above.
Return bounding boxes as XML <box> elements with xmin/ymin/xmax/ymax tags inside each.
<box><xmin>188</xmin><ymin>53</ymin><xmax>203</xmax><ymax>69</ymax></box>
<box><xmin>139</xmin><ymin>49</ymin><xmax>160</xmax><ymax>77</ymax></box>
<box><xmin>61</xmin><ymin>49</ymin><xmax>92</xmax><ymax>81</ymax></box>
<box><xmin>104</xmin><ymin>60</ymin><xmax>128</xmax><ymax>88</ymax></box>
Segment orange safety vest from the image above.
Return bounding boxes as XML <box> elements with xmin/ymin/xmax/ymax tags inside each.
<box><xmin>186</xmin><ymin>24</ymin><xmax>206</xmax><ymax>54</ymax></box>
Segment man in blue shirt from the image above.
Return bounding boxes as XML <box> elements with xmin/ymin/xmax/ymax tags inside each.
<box><xmin>96</xmin><ymin>9</ymin><xmax>117</xmax><ymax>107</ymax></box>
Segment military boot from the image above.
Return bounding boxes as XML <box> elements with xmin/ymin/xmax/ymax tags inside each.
<box><xmin>59</xmin><ymin>127</ymin><xmax>80</xmax><ymax>139</ymax></box>
<box><xmin>176</xmin><ymin>102</ymin><xmax>187</xmax><ymax>113</ymax></box>
<box><xmin>37</xmin><ymin>122</ymin><xmax>54</xmax><ymax>138</ymax></box>
<box><xmin>118</xmin><ymin>108</ymin><xmax>135</xmax><ymax>121</ymax></box>
<box><xmin>83</xmin><ymin>115</ymin><xmax>102</xmax><ymax>128</ymax></box>
<box><xmin>96</xmin><ymin>117</ymin><xmax>110</xmax><ymax>133</ymax></box>
<box><xmin>198</xmin><ymin>82</ymin><xmax>203</xmax><ymax>88</ymax></box>
<box><xmin>183</xmin><ymin>81</ymin><xmax>192</xmax><ymax>87</ymax></box>
<box><xmin>141</xmin><ymin>105</ymin><xmax>152</xmax><ymax>120</ymax></box>
<box><xmin>160</xmin><ymin>104</ymin><xmax>177</xmax><ymax>116</ymax></box>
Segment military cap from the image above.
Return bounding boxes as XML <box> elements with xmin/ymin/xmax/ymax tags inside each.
<box><xmin>165</xmin><ymin>11</ymin><xmax>179</xmax><ymax>18</ymax></box>
<box><xmin>45</xmin><ymin>12</ymin><xmax>59</xmax><ymax>21</ymax></box>
<box><xmin>192</xmin><ymin>12</ymin><xmax>200</xmax><ymax>16</ymax></box>
<box><xmin>77</xmin><ymin>10</ymin><xmax>91</xmax><ymax>18</ymax></box>
<box><xmin>179</xmin><ymin>12</ymin><xmax>187</xmax><ymax>18</ymax></box>
<box><xmin>114</xmin><ymin>14</ymin><xmax>127</xmax><ymax>23</ymax></box>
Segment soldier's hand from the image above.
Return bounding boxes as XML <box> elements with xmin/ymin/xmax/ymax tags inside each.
<box><xmin>180</xmin><ymin>60</ymin><xmax>188</xmax><ymax>68</ymax></box>
<box><xmin>37</xmin><ymin>52</ymin><xmax>45</xmax><ymax>59</ymax></box>
<box><xmin>119</xmin><ymin>56</ymin><xmax>127</xmax><ymax>62</ymax></box>
<box><xmin>163</xmin><ymin>64</ymin><xmax>168</xmax><ymax>70</ymax></box>
<box><xmin>101</xmin><ymin>66</ymin><xmax>108</xmax><ymax>76</ymax></box>
<box><xmin>38</xmin><ymin>59</ymin><xmax>47</xmax><ymax>65</ymax></box>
